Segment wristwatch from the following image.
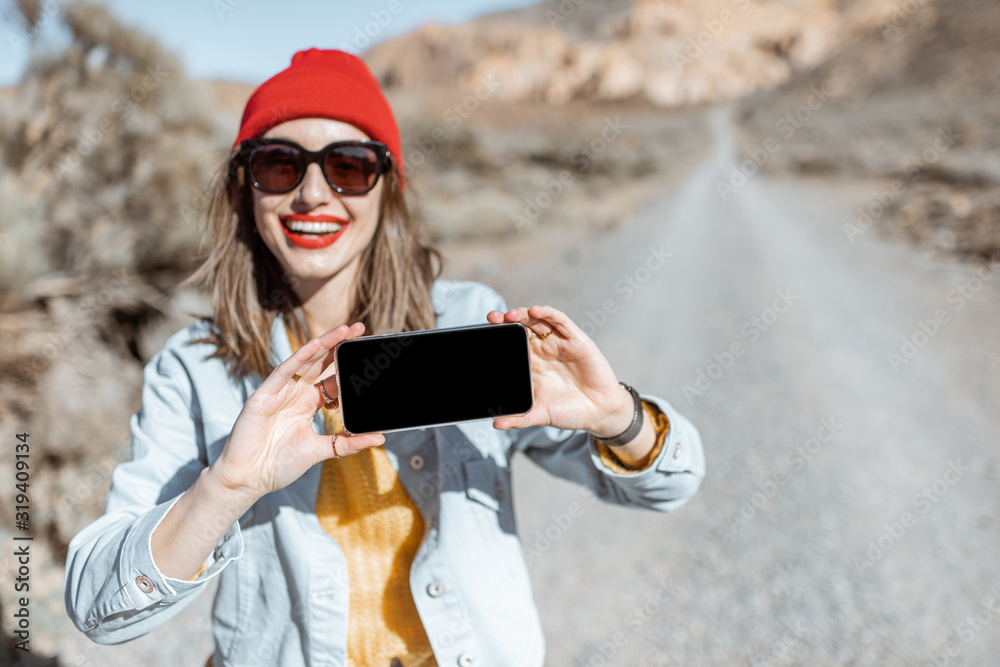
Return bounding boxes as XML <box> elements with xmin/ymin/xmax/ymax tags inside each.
<box><xmin>596</xmin><ymin>382</ymin><xmax>643</xmax><ymax>447</ymax></box>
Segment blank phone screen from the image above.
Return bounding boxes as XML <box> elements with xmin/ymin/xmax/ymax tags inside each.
<box><xmin>335</xmin><ymin>322</ymin><xmax>533</xmax><ymax>433</ymax></box>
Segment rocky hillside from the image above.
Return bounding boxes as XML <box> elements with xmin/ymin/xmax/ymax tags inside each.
<box><xmin>366</xmin><ymin>0</ymin><xmax>903</xmax><ymax>108</ymax></box>
<box><xmin>357</xmin><ymin>0</ymin><xmax>911</xmax><ymax>246</ymax></box>
<box><xmin>735</xmin><ymin>0</ymin><xmax>1000</xmax><ymax>259</ymax></box>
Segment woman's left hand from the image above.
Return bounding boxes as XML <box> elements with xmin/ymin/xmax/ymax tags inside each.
<box><xmin>486</xmin><ymin>305</ymin><xmax>632</xmax><ymax>438</ymax></box>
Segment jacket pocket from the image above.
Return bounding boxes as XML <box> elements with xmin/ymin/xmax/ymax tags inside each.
<box><xmin>463</xmin><ymin>459</ymin><xmax>501</xmax><ymax>512</ymax></box>
<box><xmin>462</xmin><ymin>458</ymin><xmax>501</xmax><ymax>512</ymax></box>
<box><xmin>460</xmin><ymin>459</ymin><xmax>520</xmax><ymax>585</ymax></box>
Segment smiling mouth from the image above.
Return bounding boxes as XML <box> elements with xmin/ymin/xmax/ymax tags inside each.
<box><xmin>281</xmin><ymin>219</ymin><xmax>344</xmax><ymax>235</ymax></box>
<box><xmin>279</xmin><ymin>216</ymin><xmax>350</xmax><ymax>249</ymax></box>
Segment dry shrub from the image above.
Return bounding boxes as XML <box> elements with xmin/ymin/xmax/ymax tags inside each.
<box><xmin>893</xmin><ymin>184</ymin><xmax>1000</xmax><ymax>260</ymax></box>
<box><xmin>0</xmin><ymin>1</ymin><xmax>225</xmax><ymax>306</ymax></box>
<box><xmin>0</xmin><ymin>9</ymin><xmax>227</xmax><ymax>658</ymax></box>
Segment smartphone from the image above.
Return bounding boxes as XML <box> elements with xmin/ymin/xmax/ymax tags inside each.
<box><xmin>333</xmin><ymin>322</ymin><xmax>534</xmax><ymax>435</ymax></box>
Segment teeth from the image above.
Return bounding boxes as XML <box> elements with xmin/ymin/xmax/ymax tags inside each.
<box><xmin>284</xmin><ymin>220</ymin><xmax>344</xmax><ymax>234</ymax></box>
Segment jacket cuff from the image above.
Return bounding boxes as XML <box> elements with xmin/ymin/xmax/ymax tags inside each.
<box><xmin>592</xmin><ymin>400</ymin><xmax>670</xmax><ymax>473</ymax></box>
<box><xmin>589</xmin><ymin>393</ymin><xmax>692</xmax><ymax>479</ymax></box>
<box><xmin>118</xmin><ymin>493</ymin><xmax>244</xmax><ymax>608</ymax></box>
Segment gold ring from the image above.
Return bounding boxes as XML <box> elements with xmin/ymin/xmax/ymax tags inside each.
<box><xmin>291</xmin><ymin>373</ymin><xmax>302</xmax><ymax>381</ymax></box>
<box><xmin>331</xmin><ymin>434</ymin><xmax>340</xmax><ymax>459</ymax></box>
<box><xmin>318</xmin><ymin>381</ymin><xmax>338</xmax><ymax>409</ymax></box>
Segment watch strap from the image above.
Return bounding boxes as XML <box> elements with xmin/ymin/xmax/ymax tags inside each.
<box><xmin>598</xmin><ymin>382</ymin><xmax>643</xmax><ymax>447</ymax></box>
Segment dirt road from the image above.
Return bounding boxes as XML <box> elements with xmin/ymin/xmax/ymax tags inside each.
<box><xmin>466</xmin><ymin>106</ymin><xmax>1000</xmax><ymax>665</ymax></box>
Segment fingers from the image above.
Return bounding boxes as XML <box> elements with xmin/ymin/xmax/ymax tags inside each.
<box><xmin>298</xmin><ymin>322</ymin><xmax>365</xmax><ymax>382</ymax></box>
<box><xmin>260</xmin><ymin>322</ymin><xmax>365</xmax><ymax>396</ymax></box>
<box><xmin>260</xmin><ymin>335</ymin><xmax>325</xmax><ymax>394</ymax></box>
<box><xmin>492</xmin><ymin>411</ymin><xmax>542</xmax><ymax>431</ymax></box>
<box><xmin>295</xmin><ymin>323</ymin><xmax>365</xmax><ymax>386</ymax></box>
<box><xmin>318</xmin><ymin>375</ymin><xmax>339</xmax><ymax>400</ymax></box>
<box><xmin>524</xmin><ymin>305</ymin><xmax>580</xmax><ymax>340</ymax></box>
<box><xmin>311</xmin><ymin>432</ymin><xmax>385</xmax><ymax>463</ymax></box>
<box><xmin>312</xmin><ymin>375</ymin><xmax>339</xmax><ymax>412</ymax></box>
<box><xmin>488</xmin><ymin>305</ymin><xmax>579</xmax><ymax>340</ymax></box>
<box><xmin>492</xmin><ymin>417</ymin><xmax>517</xmax><ymax>430</ymax></box>
<box><xmin>334</xmin><ymin>432</ymin><xmax>385</xmax><ymax>456</ymax></box>
<box><xmin>488</xmin><ymin>307</ymin><xmax>550</xmax><ymax>337</ymax></box>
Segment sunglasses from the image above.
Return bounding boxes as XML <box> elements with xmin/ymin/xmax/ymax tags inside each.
<box><xmin>238</xmin><ymin>138</ymin><xmax>390</xmax><ymax>195</ymax></box>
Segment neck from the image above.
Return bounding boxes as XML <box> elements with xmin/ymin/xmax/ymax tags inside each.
<box><xmin>294</xmin><ymin>255</ymin><xmax>362</xmax><ymax>339</ymax></box>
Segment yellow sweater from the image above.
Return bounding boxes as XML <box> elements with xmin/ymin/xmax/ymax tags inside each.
<box><xmin>202</xmin><ymin>328</ymin><xmax>670</xmax><ymax>667</ymax></box>
<box><xmin>316</xmin><ymin>405</ymin><xmax>437</xmax><ymax>666</ymax></box>
<box><xmin>290</xmin><ymin>326</ymin><xmax>437</xmax><ymax>666</ymax></box>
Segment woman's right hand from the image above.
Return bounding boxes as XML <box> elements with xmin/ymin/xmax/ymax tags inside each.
<box><xmin>207</xmin><ymin>322</ymin><xmax>385</xmax><ymax>502</ymax></box>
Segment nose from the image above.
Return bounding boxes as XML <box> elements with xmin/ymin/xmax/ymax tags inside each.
<box><xmin>293</xmin><ymin>162</ymin><xmax>335</xmax><ymax>209</ymax></box>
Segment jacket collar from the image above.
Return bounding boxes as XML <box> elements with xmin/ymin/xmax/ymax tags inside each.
<box><xmin>270</xmin><ymin>311</ymin><xmax>294</xmax><ymax>367</ymax></box>
<box><xmin>237</xmin><ymin>312</ymin><xmax>296</xmax><ymax>399</ymax></box>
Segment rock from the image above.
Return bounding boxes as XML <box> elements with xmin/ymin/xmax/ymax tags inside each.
<box><xmin>366</xmin><ymin>0</ymin><xmax>888</xmax><ymax>109</ymax></box>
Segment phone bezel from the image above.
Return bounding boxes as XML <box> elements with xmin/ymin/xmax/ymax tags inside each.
<box><xmin>332</xmin><ymin>321</ymin><xmax>534</xmax><ymax>435</ymax></box>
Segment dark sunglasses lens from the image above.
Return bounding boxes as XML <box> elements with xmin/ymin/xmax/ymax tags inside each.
<box><xmin>250</xmin><ymin>144</ymin><xmax>303</xmax><ymax>193</ymax></box>
<box><xmin>324</xmin><ymin>145</ymin><xmax>381</xmax><ymax>193</ymax></box>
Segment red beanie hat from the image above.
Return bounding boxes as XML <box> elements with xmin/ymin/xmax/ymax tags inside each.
<box><xmin>234</xmin><ymin>48</ymin><xmax>404</xmax><ymax>184</ymax></box>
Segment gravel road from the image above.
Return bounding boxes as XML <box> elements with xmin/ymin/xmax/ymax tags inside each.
<box><xmin>453</xmin><ymin>106</ymin><xmax>1000</xmax><ymax>666</ymax></box>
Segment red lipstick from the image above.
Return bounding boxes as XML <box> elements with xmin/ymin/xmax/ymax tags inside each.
<box><xmin>279</xmin><ymin>214</ymin><xmax>350</xmax><ymax>249</ymax></box>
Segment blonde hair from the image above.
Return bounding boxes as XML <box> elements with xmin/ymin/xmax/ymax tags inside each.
<box><xmin>180</xmin><ymin>154</ymin><xmax>442</xmax><ymax>381</ymax></box>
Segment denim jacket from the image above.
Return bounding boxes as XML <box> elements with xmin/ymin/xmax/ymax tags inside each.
<box><xmin>64</xmin><ymin>279</ymin><xmax>705</xmax><ymax>667</ymax></box>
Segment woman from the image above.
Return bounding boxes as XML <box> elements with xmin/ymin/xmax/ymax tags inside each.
<box><xmin>64</xmin><ymin>48</ymin><xmax>705</xmax><ymax>667</ymax></box>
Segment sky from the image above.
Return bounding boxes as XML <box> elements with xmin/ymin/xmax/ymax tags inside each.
<box><xmin>0</xmin><ymin>0</ymin><xmax>542</xmax><ymax>87</ymax></box>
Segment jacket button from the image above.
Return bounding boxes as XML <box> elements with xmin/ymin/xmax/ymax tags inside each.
<box><xmin>457</xmin><ymin>652</ymin><xmax>474</xmax><ymax>666</ymax></box>
<box><xmin>495</xmin><ymin>484</ymin><xmax>505</xmax><ymax>500</ymax></box>
<box><xmin>673</xmin><ymin>441</ymin><xmax>682</xmax><ymax>459</ymax></box>
<box><xmin>410</xmin><ymin>454</ymin><xmax>425</xmax><ymax>470</ymax></box>
<box><xmin>426</xmin><ymin>581</ymin><xmax>444</xmax><ymax>597</ymax></box>
<box><xmin>135</xmin><ymin>575</ymin><xmax>154</xmax><ymax>594</ymax></box>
